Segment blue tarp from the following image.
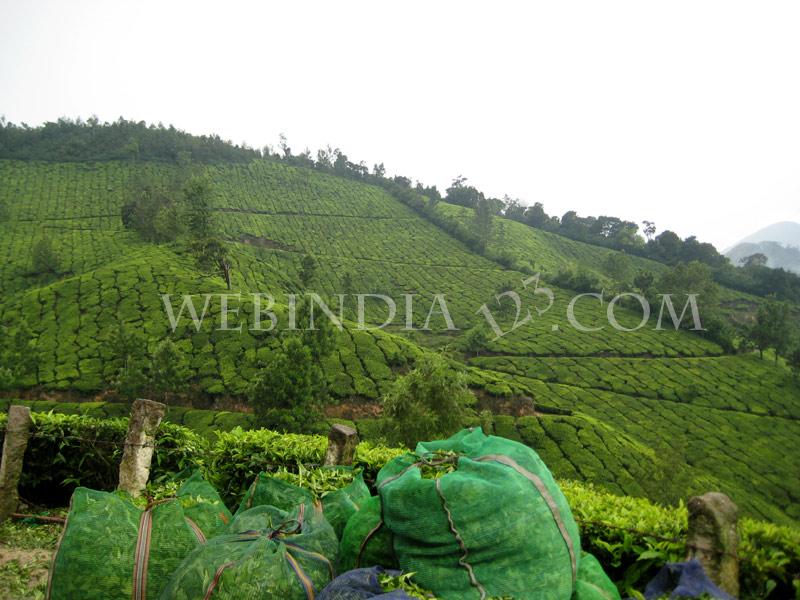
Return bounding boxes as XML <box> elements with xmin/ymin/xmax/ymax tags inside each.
<box><xmin>318</xmin><ymin>567</ymin><xmax>418</xmax><ymax>600</ymax></box>
<box><xmin>644</xmin><ymin>559</ymin><xmax>735</xmax><ymax>600</ymax></box>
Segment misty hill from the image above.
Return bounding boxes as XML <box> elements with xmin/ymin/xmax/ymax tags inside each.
<box><xmin>726</xmin><ymin>221</ymin><xmax>800</xmax><ymax>273</ymax></box>
<box><xmin>0</xmin><ymin>122</ymin><xmax>798</xmax><ymax>525</ymax></box>
<box><xmin>736</xmin><ymin>221</ymin><xmax>800</xmax><ymax>247</ymax></box>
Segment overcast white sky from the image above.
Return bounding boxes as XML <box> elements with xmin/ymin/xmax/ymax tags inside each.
<box><xmin>2</xmin><ymin>1</ymin><xmax>799</xmax><ymax>250</ymax></box>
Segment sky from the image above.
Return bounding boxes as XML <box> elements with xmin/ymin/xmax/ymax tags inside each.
<box><xmin>1</xmin><ymin>0</ymin><xmax>799</xmax><ymax>251</ymax></box>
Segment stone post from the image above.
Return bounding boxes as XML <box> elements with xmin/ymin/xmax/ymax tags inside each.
<box><xmin>0</xmin><ymin>405</ymin><xmax>33</xmax><ymax>522</ymax></box>
<box><xmin>117</xmin><ymin>399</ymin><xmax>166</xmax><ymax>498</ymax></box>
<box><xmin>686</xmin><ymin>492</ymin><xmax>739</xmax><ymax>598</ymax></box>
<box><xmin>323</xmin><ymin>424</ymin><xmax>359</xmax><ymax>466</ymax></box>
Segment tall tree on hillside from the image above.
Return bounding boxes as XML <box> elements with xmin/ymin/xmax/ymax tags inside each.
<box><xmin>604</xmin><ymin>252</ymin><xmax>632</xmax><ymax>297</ymax></box>
<box><xmin>31</xmin><ymin>237</ymin><xmax>60</xmax><ymax>275</ymax></box>
<box><xmin>193</xmin><ymin>236</ymin><xmax>232</xmax><ymax>289</ymax></box>
<box><xmin>185</xmin><ymin>175</ymin><xmax>213</xmax><ymax>239</ymax></box>
<box><xmin>299</xmin><ymin>254</ymin><xmax>316</xmax><ymax>287</ymax></box>
<box><xmin>633</xmin><ymin>270</ymin><xmax>656</xmax><ymax>297</ymax></box>
<box><xmin>0</xmin><ymin>320</ymin><xmax>38</xmax><ymax>390</ymax></box>
<box><xmin>788</xmin><ymin>343</ymin><xmax>800</xmax><ymax>379</ymax></box>
<box><xmin>642</xmin><ymin>221</ymin><xmax>656</xmax><ymax>241</ymax></box>
<box><xmin>0</xmin><ymin>198</ymin><xmax>9</xmax><ymax>221</ymax></box>
<box><xmin>749</xmin><ymin>298</ymin><xmax>793</xmax><ymax>362</ymax></box>
<box><xmin>473</xmin><ymin>197</ymin><xmax>494</xmax><ymax>252</ymax></box>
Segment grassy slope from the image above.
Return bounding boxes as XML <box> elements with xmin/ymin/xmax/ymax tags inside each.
<box><xmin>0</xmin><ymin>158</ymin><xmax>798</xmax><ymax>525</ymax></box>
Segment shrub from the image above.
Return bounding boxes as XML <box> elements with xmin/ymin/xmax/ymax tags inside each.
<box><xmin>0</xmin><ymin>411</ymin><xmax>205</xmax><ymax>506</ymax></box>
<box><xmin>381</xmin><ymin>352</ymin><xmax>476</xmax><ymax>448</ymax></box>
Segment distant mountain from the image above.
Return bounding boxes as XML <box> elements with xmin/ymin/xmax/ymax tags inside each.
<box><xmin>725</xmin><ymin>221</ymin><xmax>800</xmax><ymax>273</ymax></box>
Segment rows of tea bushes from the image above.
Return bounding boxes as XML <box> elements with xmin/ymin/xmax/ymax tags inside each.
<box><xmin>436</xmin><ymin>202</ymin><xmax>668</xmax><ymax>284</ymax></box>
<box><xmin>471</xmin><ymin>354</ymin><xmax>800</xmax><ymax>418</ymax></box>
<box><xmin>495</xmin><ymin>373</ymin><xmax>800</xmax><ymax>525</ymax></box>
<box><xmin>0</xmin><ymin>410</ymin><xmax>796</xmax><ymax>598</ymax></box>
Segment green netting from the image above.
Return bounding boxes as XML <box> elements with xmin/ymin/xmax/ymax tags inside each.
<box><xmin>158</xmin><ymin>503</ymin><xmax>339</xmax><ymax>600</ymax></box>
<box><xmin>377</xmin><ymin>428</ymin><xmax>583</xmax><ymax>600</ymax></box>
<box><xmin>236</xmin><ymin>470</ymin><xmax>370</xmax><ymax>539</ymax></box>
<box><xmin>572</xmin><ymin>552</ymin><xmax>621</xmax><ymax>600</ymax></box>
<box><xmin>338</xmin><ymin>495</ymin><xmax>399</xmax><ymax>572</ymax></box>
<box><xmin>237</xmin><ymin>473</ymin><xmax>314</xmax><ymax>514</ymax></box>
<box><xmin>177</xmin><ymin>470</ymin><xmax>232</xmax><ymax>539</ymax></box>
<box><xmin>47</xmin><ymin>487</ymin><xmax>205</xmax><ymax>600</ymax></box>
<box><xmin>321</xmin><ymin>472</ymin><xmax>371</xmax><ymax>539</ymax></box>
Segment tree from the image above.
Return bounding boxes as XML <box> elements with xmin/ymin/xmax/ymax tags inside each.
<box><xmin>749</xmin><ymin>299</ymin><xmax>793</xmax><ymax>363</ymax></box>
<box><xmin>299</xmin><ymin>254</ymin><xmax>316</xmax><ymax>287</ymax></box>
<box><xmin>462</xmin><ymin>325</ymin><xmax>490</xmax><ymax>357</ymax></box>
<box><xmin>185</xmin><ymin>175</ymin><xmax>213</xmax><ymax>240</ymax></box>
<box><xmin>445</xmin><ymin>176</ymin><xmax>484</xmax><ymax>208</ymax></box>
<box><xmin>193</xmin><ymin>237</ymin><xmax>232</xmax><ymax>289</ymax></box>
<box><xmin>473</xmin><ymin>197</ymin><xmax>494</xmax><ymax>252</ymax></box>
<box><xmin>788</xmin><ymin>343</ymin><xmax>800</xmax><ymax>379</ymax></box>
<box><xmin>32</xmin><ymin>237</ymin><xmax>59</xmax><ymax>274</ymax></box>
<box><xmin>148</xmin><ymin>339</ymin><xmax>189</xmax><ymax>399</ymax></box>
<box><xmin>0</xmin><ymin>198</ymin><xmax>9</xmax><ymax>221</ymax></box>
<box><xmin>642</xmin><ymin>221</ymin><xmax>656</xmax><ymax>241</ymax></box>
<box><xmin>0</xmin><ymin>320</ymin><xmax>38</xmax><ymax>389</ymax></box>
<box><xmin>740</xmin><ymin>253</ymin><xmax>768</xmax><ymax>268</ymax></box>
<box><xmin>604</xmin><ymin>252</ymin><xmax>632</xmax><ymax>296</ymax></box>
<box><xmin>633</xmin><ymin>270</ymin><xmax>656</xmax><ymax>297</ymax></box>
<box><xmin>248</xmin><ymin>336</ymin><xmax>326</xmax><ymax>432</ymax></box>
<box><xmin>341</xmin><ymin>270</ymin><xmax>355</xmax><ymax>295</ymax></box>
<box><xmin>382</xmin><ymin>353</ymin><xmax>476</xmax><ymax>448</ymax></box>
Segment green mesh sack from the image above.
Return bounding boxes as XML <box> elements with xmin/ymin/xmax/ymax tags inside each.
<box><xmin>338</xmin><ymin>495</ymin><xmax>399</xmax><ymax>572</ymax></box>
<box><xmin>321</xmin><ymin>471</ymin><xmax>371</xmax><ymax>539</ymax></box>
<box><xmin>237</xmin><ymin>470</ymin><xmax>370</xmax><ymax>539</ymax></box>
<box><xmin>177</xmin><ymin>470</ymin><xmax>232</xmax><ymax>539</ymax></box>
<box><xmin>47</xmin><ymin>488</ymin><xmax>204</xmax><ymax>600</ymax></box>
<box><xmin>572</xmin><ymin>552</ymin><xmax>621</xmax><ymax>600</ymax></box>
<box><xmin>377</xmin><ymin>428</ymin><xmax>582</xmax><ymax>600</ymax></box>
<box><xmin>159</xmin><ymin>503</ymin><xmax>339</xmax><ymax>600</ymax></box>
<box><xmin>237</xmin><ymin>473</ymin><xmax>314</xmax><ymax>514</ymax></box>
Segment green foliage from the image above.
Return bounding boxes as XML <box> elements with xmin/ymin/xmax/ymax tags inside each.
<box><xmin>0</xmin><ymin>320</ymin><xmax>38</xmax><ymax>389</ymax></box>
<box><xmin>248</xmin><ymin>335</ymin><xmax>326</xmax><ymax>432</ymax></box>
<box><xmin>0</xmin><ymin>411</ymin><xmax>205</xmax><ymax>506</ymax></box>
<box><xmin>299</xmin><ymin>253</ymin><xmax>316</xmax><ymax>286</ymax></box>
<box><xmin>31</xmin><ymin>237</ymin><xmax>59</xmax><ymax>275</ymax></box>
<box><xmin>184</xmin><ymin>174</ymin><xmax>213</xmax><ymax>239</ymax></box>
<box><xmin>750</xmin><ymin>298</ymin><xmax>795</xmax><ymax>363</ymax></box>
<box><xmin>121</xmin><ymin>172</ymin><xmax>184</xmax><ymax>243</ymax></box>
<box><xmin>110</xmin><ymin>332</ymin><xmax>190</xmax><ymax>401</ymax></box>
<box><xmin>382</xmin><ymin>353</ymin><xmax>476</xmax><ymax>448</ymax></box>
<box><xmin>378</xmin><ymin>572</ymin><xmax>436</xmax><ymax>599</ymax></box>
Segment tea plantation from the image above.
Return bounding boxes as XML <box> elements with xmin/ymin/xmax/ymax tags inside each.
<box><xmin>0</xmin><ymin>157</ymin><xmax>799</xmax><ymax>528</ymax></box>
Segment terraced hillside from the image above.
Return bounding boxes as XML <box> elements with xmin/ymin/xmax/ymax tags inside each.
<box><xmin>0</xmin><ymin>157</ymin><xmax>798</xmax><ymax>525</ymax></box>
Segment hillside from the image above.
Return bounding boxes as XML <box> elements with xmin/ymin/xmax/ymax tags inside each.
<box><xmin>0</xmin><ymin>157</ymin><xmax>799</xmax><ymax>526</ymax></box>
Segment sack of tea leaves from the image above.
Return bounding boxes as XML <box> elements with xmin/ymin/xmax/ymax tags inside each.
<box><xmin>338</xmin><ymin>495</ymin><xmax>398</xmax><ymax>573</ymax></box>
<box><xmin>572</xmin><ymin>552</ymin><xmax>621</xmax><ymax>600</ymax></box>
<box><xmin>158</xmin><ymin>502</ymin><xmax>338</xmax><ymax>600</ymax></box>
<box><xmin>48</xmin><ymin>472</ymin><xmax>229</xmax><ymax>600</ymax></box>
<box><xmin>377</xmin><ymin>427</ymin><xmax>584</xmax><ymax>600</ymax></box>
<box><xmin>237</xmin><ymin>469</ymin><xmax>370</xmax><ymax>539</ymax></box>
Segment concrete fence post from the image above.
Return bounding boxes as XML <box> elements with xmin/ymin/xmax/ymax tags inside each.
<box><xmin>686</xmin><ymin>491</ymin><xmax>739</xmax><ymax>598</ymax></box>
<box><xmin>0</xmin><ymin>405</ymin><xmax>33</xmax><ymax>522</ymax></box>
<box><xmin>117</xmin><ymin>399</ymin><xmax>166</xmax><ymax>498</ymax></box>
<box><xmin>323</xmin><ymin>424</ymin><xmax>359</xmax><ymax>467</ymax></box>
